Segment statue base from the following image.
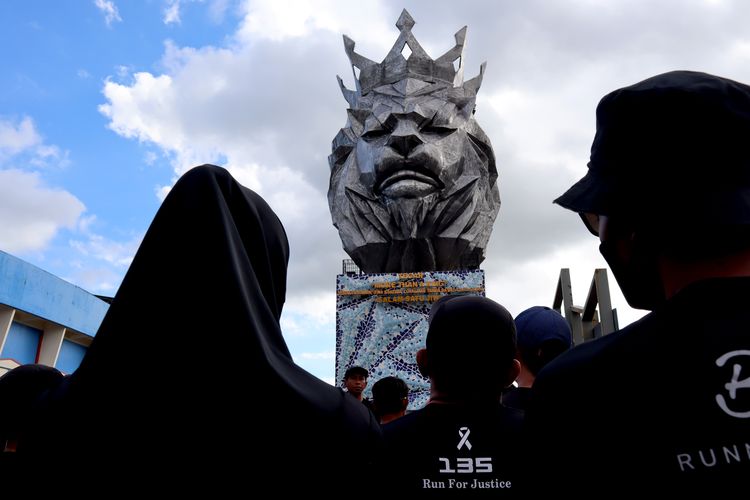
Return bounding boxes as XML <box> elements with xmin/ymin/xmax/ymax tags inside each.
<box><xmin>335</xmin><ymin>269</ymin><xmax>485</xmax><ymax>409</ymax></box>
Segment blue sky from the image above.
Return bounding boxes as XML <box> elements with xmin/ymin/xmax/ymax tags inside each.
<box><xmin>3</xmin><ymin>0</ymin><xmax>750</xmax><ymax>384</ymax></box>
<box><xmin>0</xmin><ymin>0</ymin><xmax>215</xmax><ymax>284</ymax></box>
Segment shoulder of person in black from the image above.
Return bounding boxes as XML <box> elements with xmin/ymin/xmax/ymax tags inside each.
<box><xmin>527</xmin><ymin>277</ymin><xmax>750</xmax><ymax>493</ymax></box>
<box><xmin>17</xmin><ymin>165</ymin><xmax>382</xmax><ymax>493</ymax></box>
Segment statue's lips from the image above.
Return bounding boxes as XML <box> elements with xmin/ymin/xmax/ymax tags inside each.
<box><xmin>377</xmin><ymin>170</ymin><xmax>441</xmax><ymax>198</ymax></box>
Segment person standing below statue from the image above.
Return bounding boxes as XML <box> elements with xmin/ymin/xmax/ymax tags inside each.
<box><xmin>527</xmin><ymin>71</ymin><xmax>750</xmax><ymax>492</ymax></box>
<box><xmin>343</xmin><ymin>365</ymin><xmax>374</xmax><ymax>412</ymax></box>
<box><xmin>376</xmin><ymin>296</ymin><xmax>523</xmax><ymax>495</ymax></box>
<box><xmin>372</xmin><ymin>376</ymin><xmax>409</xmax><ymax>424</ymax></box>
<box><xmin>501</xmin><ymin>306</ymin><xmax>571</xmax><ymax>411</ymax></box>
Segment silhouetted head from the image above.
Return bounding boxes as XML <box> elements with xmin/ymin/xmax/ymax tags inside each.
<box><xmin>343</xmin><ymin>366</ymin><xmax>369</xmax><ymax>399</ymax></box>
<box><xmin>514</xmin><ymin>306</ymin><xmax>572</xmax><ymax>376</ymax></box>
<box><xmin>372</xmin><ymin>376</ymin><xmax>409</xmax><ymax>417</ymax></box>
<box><xmin>418</xmin><ymin>296</ymin><xmax>518</xmax><ymax>400</ymax></box>
<box><xmin>555</xmin><ymin>71</ymin><xmax>750</xmax><ymax>309</ymax></box>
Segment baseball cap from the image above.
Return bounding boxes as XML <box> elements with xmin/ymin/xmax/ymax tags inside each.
<box><xmin>514</xmin><ymin>306</ymin><xmax>572</xmax><ymax>351</ymax></box>
<box><xmin>426</xmin><ymin>295</ymin><xmax>517</xmax><ymax>380</ymax></box>
<box><xmin>344</xmin><ymin>366</ymin><xmax>368</xmax><ymax>379</ymax></box>
<box><xmin>554</xmin><ymin>71</ymin><xmax>750</xmax><ymax>231</ymax></box>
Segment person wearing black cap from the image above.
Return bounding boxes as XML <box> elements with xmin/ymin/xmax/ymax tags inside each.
<box><xmin>376</xmin><ymin>295</ymin><xmax>523</xmax><ymax>495</ymax></box>
<box><xmin>526</xmin><ymin>71</ymin><xmax>750</xmax><ymax>492</ymax></box>
<box><xmin>501</xmin><ymin>306</ymin><xmax>571</xmax><ymax>410</ymax></box>
<box><xmin>343</xmin><ymin>365</ymin><xmax>376</xmax><ymax>413</ymax></box>
<box><xmin>343</xmin><ymin>365</ymin><xmax>369</xmax><ymax>401</ymax></box>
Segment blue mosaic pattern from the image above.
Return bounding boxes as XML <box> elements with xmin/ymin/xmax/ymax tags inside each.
<box><xmin>335</xmin><ymin>270</ymin><xmax>485</xmax><ymax>409</ymax></box>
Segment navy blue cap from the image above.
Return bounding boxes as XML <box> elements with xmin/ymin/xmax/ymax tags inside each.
<box><xmin>514</xmin><ymin>306</ymin><xmax>572</xmax><ymax>350</ymax></box>
<box><xmin>555</xmin><ymin>71</ymin><xmax>750</xmax><ymax>228</ymax></box>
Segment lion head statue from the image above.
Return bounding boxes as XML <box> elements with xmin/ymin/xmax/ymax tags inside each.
<box><xmin>328</xmin><ymin>10</ymin><xmax>500</xmax><ymax>273</ymax></box>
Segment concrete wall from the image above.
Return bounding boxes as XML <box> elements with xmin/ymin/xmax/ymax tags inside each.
<box><xmin>0</xmin><ymin>250</ymin><xmax>110</xmax><ymax>373</ymax></box>
<box><xmin>2</xmin><ymin>322</ymin><xmax>42</xmax><ymax>364</ymax></box>
<box><xmin>57</xmin><ymin>339</ymin><xmax>88</xmax><ymax>374</ymax></box>
<box><xmin>0</xmin><ymin>250</ymin><xmax>108</xmax><ymax>337</ymax></box>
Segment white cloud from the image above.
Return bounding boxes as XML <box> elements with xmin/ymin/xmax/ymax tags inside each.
<box><xmin>63</xmin><ymin>264</ymin><xmax>122</xmax><ymax>294</ymax></box>
<box><xmin>296</xmin><ymin>351</ymin><xmax>335</xmax><ymax>361</ymax></box>
<box><xmin>281</xmin><ymin>291</ymin><xmax>336</xmax><ymax>326</ymax></box>
<box><xmin>0</xmin><ymin>117</ymin><xmax>83</xmax><ymax>254</ymax></box>
<box><xmin>30</xmin><ymin>144</ymin><xmax>70</xmax><ymax>169</ymax></box>
<box><xmin>155</xmin><ymin>183</ymin><xmax>173</xmax><ymax>201</ymax></box>
<box><xmin>63</xmin><ymin>226</ymin><xmax>143</xmax><ymax>294</ymax></box>
<box><xmin>235</xmin><ymin>0</ymin><xmax>392</xmax><ymax>43</ymax></box>
<box><xmin>95</xmin><ymin>0</ymin><xmax>750</xmax><ymax>381</ymax></box>
<box><xmin>0</xmin><ymin>116</ymin><xmax>71</xmax><ymax>169</ymax></box>
<box><xmin>725</xmin><ymin>39</ymin><xmax>750</xmax><ymax>64</ymax></box>
<box><xmin>163</xmin><ymin>0</ymin><xmax>229</xmax><ymax>27</ymax></box>
<box><xmin>0</xmin><ymin>116</ymin><xmax>40</xmax><ymax>156</ymax></box>
<box><xmin>280</xmin><ymin>315</ymin><xmax>303</xmax><ymax>337</ymax></box>
<box><xmin>164</xmin><ymin>0</ymin><xmax>181</xmax><ymax>25</ymax></box>
<box><xmin>208</xmin><ymin>0</ymin><xmax>229</xmax><ymax>24</ymax></box>
<box><xmin>144</xmin><ymin>151</ymin><xmax>159</xmax><ymax>165</ymax></box>
<box><xmin>77</xmin><ymin>214</ymin><xmax>97</xmax><ymax>233</ymax></box>
<box><xmin>0</xmin><ymin>115</ymin><xmax>137</xmax><ymax>298</ymax></box>
<box><xmin>94</xmin><ymin>0</ymin><xmax>122</xmax><ymax>28</ymax></box>
<box><xmin>0</xmin><ymin>169</ymin><xmax>85</xmax><ymax>253</ymax></box>
<box><xmin>115</xmin><ymin>65</ymin><xmax>132</xmax><ymax>80</ymax></box>
<box><xmin>280</xmin><ymin>291</ymin><xmax>336</xmax><ymax>341</ymax></box>
<box><xmin>69</xmin><ymin>232</ymin><xmax>142</xmax><ymax>268</ymax></box>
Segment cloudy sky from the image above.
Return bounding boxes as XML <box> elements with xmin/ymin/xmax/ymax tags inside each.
<box><xmin>2</xmin><ymin>0</ymin><xmax>749</xmax><ymax>383</ymax></box>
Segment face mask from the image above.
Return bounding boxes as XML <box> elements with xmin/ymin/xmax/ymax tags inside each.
<box><xmin>599</xmin><ymin>238</ymin><xmax>666</xmax><ymax>311</ymax></box>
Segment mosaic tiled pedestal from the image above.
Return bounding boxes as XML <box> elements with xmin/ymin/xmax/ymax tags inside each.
<box><xmin>335</xmin><ymin>270</ymin><xmax>485</xmax><ymax>409</ymax></box>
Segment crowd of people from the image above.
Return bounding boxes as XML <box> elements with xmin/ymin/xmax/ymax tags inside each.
<box><xmin>2</xmin><ymin>69</ymin><xmax>750</xmax><ymax>493</ymax></box>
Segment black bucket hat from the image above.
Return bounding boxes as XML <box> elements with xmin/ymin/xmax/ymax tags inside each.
<box><xmin>555</xmin><ymin>71</ymin><xmax>750</xmax><ymax>233</ymax></box>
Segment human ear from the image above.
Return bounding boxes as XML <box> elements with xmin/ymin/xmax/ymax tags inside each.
<box><xmin>504</xmin><ymin>359</ymin><xmax>521</xmax><ymax>388</ymax></box>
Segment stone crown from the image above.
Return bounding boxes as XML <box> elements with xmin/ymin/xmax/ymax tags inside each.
<box><xmin>343</xmin><ymin>9</ymin><xmax>468</xmax><ymax>95</ymax></box>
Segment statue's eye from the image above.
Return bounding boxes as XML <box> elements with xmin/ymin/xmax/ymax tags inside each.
<box><xmin>421</xmin><ymin>125</ymin><xmax>456</xmax><ymax>138</ymax></box>
<box><xmin>361</xmin><ymin>128</ymin><xmax>389</xmax><ymax>141</ymax></box>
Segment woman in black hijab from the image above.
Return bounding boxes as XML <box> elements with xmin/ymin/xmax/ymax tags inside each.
<box><xmin>22</xmin><ymin>165</ymin><xmax>380</xmax><ymax>492</ymax></box>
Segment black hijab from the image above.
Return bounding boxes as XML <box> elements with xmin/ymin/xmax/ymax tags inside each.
<box><xmin>25</xmin><ymin>165</ymin><xmax>380</xmax><ymax>491</ymax></box>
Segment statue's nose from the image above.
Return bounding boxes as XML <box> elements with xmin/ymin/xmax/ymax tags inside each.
<box><xmin>386</xmin><ymin>122</ymin><xmax>423</xmax><ymax>157</ymax></box>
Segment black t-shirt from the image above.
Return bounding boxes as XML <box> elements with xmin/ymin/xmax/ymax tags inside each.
<box><xmin>526</xmin><ymin>277</ymin><xmax>750</xmax><ymax>493</ymax></box>
<box><xmin>362</xmin><ymin>397</ymin><xmax>375</xmax><ymax>412</ymax></box>
<box><xmin>377</xmin><ymin>401</ymin><xmax>524</xmax><ymax>497</ymax></box>
<box><xmin>500</xmin><ymin>386</ymin><xmax>532</xmax><ymax>411</ymax></box>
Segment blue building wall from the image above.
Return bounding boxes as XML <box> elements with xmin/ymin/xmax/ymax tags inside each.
<box><xmin>0</xmin><ymin>250</ymin><xmax>109</xmax><ymax>336</ymax></box>
<box><xmin>2</xmin><ymin>322</ymin><xmax>42</xmax><ymax>364</ymax></box>
<box><xmin>57</xmin><ymin>339</ymin><xmax>88</xmax><ymax>374</ymax></box>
